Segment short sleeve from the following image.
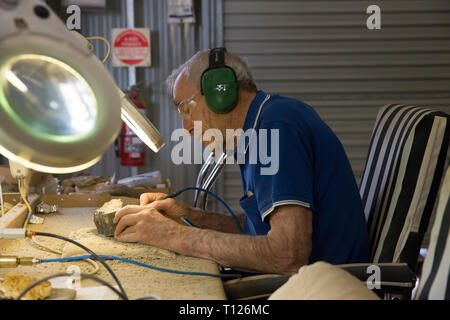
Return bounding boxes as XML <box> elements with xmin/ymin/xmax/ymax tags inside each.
<box><xmin>252</xmin><ymin>120</ymin><xmax>316</xmax><ymax>222</ymax></box>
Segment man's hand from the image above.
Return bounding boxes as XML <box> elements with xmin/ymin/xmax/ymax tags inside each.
<box><xmin>142</xmin><ymin>192</ymin><xmax>244</xmax><ymax>233</ymax></box>
<box><xmin>139</xmin><ymin>192</ymin><xmax>168</xmax><ymax>205</ymax></box>
<box><xmin>113</xmin><ymin>205</ymin><xmax>181</xmax><ymax>247</ymax></box>
<box><xmin>139</xmin><ymin>192</ymin><xmax>193</xmax><ymax>221</ymax></box>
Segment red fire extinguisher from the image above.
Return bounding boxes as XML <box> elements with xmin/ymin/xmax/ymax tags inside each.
<box><xmin>117</xmin><ymin>85</ymin><xmax>146</xmax><ymax>167</ymax></box>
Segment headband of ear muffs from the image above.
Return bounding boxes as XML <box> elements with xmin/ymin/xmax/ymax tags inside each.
<box><xmin>200</xmin><ymin>47</ymin><xmax>238</xmax><ymax>114</ymax></box>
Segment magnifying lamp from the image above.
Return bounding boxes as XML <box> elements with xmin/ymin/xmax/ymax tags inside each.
<box><xmin>0</xmin><ymin>0</ymin><xmax>165</xmax><ymax>175</ymax></box>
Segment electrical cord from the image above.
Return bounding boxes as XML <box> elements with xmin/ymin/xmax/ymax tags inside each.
<box><xmin>180</xmin><ymin>216</ymin><xmax>197</xmax><ymax>228</ymax></box>
<box><xmin>18</xmin><ymin>181</ymin><xmax>100</xmax><ymax>275</ymax></box>
<box><xmin>30</xmin><ymin>231</ymin><xmax>128</xmax><ymax>300</ymax></box>
<box><xmin>0</xmin><ymin>182</ymin><xmax>4</xmax><ymax>221</ymax></box>
<box><xmin>15</xmin><ymin>272</ymin><xmax>127</xmax><ymax>300</ymax></box>
<box><xmin>86</xmin><ymin>36</ymin><xmax>111</xmax><ymax>63</ymax></box>
<box><xmin>134</xmin><ymin>294</ymin><xmax>161</xmax><ymax>300</ymax></box>
<box><xmin>18</xmin><ymin>179</ymin><xmax>33</xmax><ymax>229</ymax></box>
<box><xmin>17</xmin><ymin>177</ymin><xmax>99</xmax><ymax>274</ymax></box>
<box><xmin>41</xmin><ymin>255</ymin><xmax>243</xmax><ymax>279</ymax></box>
<box><xmin>30</xmin><ymin>236</ymin><xmax>99</xmax><ymax>275</ymax></box>
<box><xmin>166</xmin><ymin>187</ymin><xmax>244</xmax><ymax>234</ymax></box>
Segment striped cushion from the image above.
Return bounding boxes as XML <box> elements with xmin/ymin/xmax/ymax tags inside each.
<box><xmin>416</xmin><ymin>166</ymin><xmax>450</xmax><ymax>300</ymax></box>
<box><xmin>359</xmin><ymin>104</ymin><xmax>450</xmax><ymax>267</ymax></box>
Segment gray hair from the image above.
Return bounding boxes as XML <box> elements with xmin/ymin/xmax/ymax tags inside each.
<box><xmin>166</xmin><ymin>49</ymin><xmax>257</xmax><ymax>96</ymax></box>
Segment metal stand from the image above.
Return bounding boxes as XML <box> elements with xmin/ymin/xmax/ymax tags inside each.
<box><xmin>193</xmin><ymin>151</ymin><xmax>228</xmax><ymax>210</ymax></box>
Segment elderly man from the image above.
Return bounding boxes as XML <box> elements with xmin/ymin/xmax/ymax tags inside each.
<box><xmin>114</xmin><ymin>48</ymin><xmax>369</xmax><ymax>274</ymax></box>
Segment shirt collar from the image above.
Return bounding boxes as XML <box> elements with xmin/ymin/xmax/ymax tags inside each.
<box><xmin>242</xmin><ymin>90</ymin><xmax>268</xmax><ymax>132</ymax></box>
<box><xmin>234</xmin><ymin>90</ymin><xmax>269</xmax><ymax>160</ymax></box>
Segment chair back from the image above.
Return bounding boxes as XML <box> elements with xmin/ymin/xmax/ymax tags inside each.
<box><xmin>359</xmin><ymin>104</ymin><xmax>449</xmax><ymax>268</ymax></box>
<box><xmin>415</xmin><ymin>166</ymin><xmax>450</xmax><ymax>300</ymax></box>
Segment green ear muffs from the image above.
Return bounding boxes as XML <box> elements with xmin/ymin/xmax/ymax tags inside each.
<box><xmin>201</xmin><ymin>48</ymin><xmax>238</xmax><ymax>114</ymax></box>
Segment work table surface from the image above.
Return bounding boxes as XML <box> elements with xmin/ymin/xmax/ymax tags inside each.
<box><xmin>0</xmin><ymin>197</ymin><xmax>226</xmax><ymax>300</ymax></box>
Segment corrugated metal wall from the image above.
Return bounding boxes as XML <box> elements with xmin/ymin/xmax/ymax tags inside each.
<box><xmin>80</xmin><ymin>0</ymin><xmax>131</xmax><ymax>179</ymax></box>
<box><xmin>136</xmin><ymin>0</ymin><xmax>223</xmax><ymax>205</ymax></box>
<box><xmin>222</xmin><ymin>0</ymin><xmax>450</xmax><ymax>213</ymax></box>
<box><xmin>79</xmin><ymin>0</ymin><xmax>223</xmax><ymax>204</ymax></box>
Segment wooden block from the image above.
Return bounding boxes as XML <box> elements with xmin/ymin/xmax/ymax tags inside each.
<box><xmin>0</xmin><ymin>194</ymin><xmax>40</xmax><ymax>228</ymax></box>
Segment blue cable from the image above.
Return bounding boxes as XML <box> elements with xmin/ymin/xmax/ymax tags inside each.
<box><xmin>39</xmin><ymin>189</ymin><xmax>245</xmax><ymax>280</ymax></box>
<box><xmin>172</xmin><ymin>187</ymin><xmax>244</xmax><ymax>234</ymax></box>
<box><xmin>180</xmin><ymin>217</ymin><xmax>197</xmax><ymax>228</ymax></box>
<box><xmin>41</xmin><ymin>255</ymin><xmax>242</xmax><ymax>279</ymax></box>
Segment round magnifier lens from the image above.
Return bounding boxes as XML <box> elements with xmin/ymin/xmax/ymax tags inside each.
<box><xmin>0</xmin><ymin>54</ymin><xmax>98</xmax><ymax>142</ymax></box>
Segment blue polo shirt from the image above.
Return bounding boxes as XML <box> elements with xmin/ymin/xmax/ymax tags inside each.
<box><xmin>236</xmin><ymin>91</ymin><xmax>369</xmax><ymax>265</ymax></box>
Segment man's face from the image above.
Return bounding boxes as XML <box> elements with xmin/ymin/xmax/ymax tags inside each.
<box><xmin>172</xmin><ymin>72</ymin><xmax>231</xmax><ymax>148</ymax></box>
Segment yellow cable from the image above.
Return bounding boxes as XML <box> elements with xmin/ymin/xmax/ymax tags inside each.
<box><xmin>0</xmin><ymin>182</ymin><xmax>4</xmax><ymax>218</ymax></box>
<box><xmin>31</xmin><ymin>237</ymin><xmax>99</xmax><ymax>275</ymax></box>
<box><xmin>18</xmin><ymin>179</ymin><xmax>99</xmax><ymax>274</ymax></box>
<box><xmin>32</xmin><ymin>237</ymin><xmax>62</xmax><ymax>254</ymax></box>
<box><xmin>19</xmin><ymin>179</ymin><xmax>33</xmax><ymax>229</ymax></box>
<box><xmin>86</xmin><ymin>36</ymin><xmax>111</xmax><ymax>64</ymax></box>
<box><xmin>82</xmin><ymin>259</ymin><xmax>100</xmax><ymax>275</ymax></box>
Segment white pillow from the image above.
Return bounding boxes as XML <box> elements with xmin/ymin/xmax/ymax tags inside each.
<box><xmin>269</xmin><ymin>261</ymin><xmax>380</xmax><ymax>300</ymax></box>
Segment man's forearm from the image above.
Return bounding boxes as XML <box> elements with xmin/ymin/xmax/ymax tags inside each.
<box><xmin>169</xmin><ymin>226</ymin><xmax>304</xmax><ymax>275</ymax></box>
<box><xmin>184</xmin><ymin>208</ymin><xmax>245</xmax><ymax>234</ymax></box>
<box><xmin>131</xmin><ymin>204</ymin><xmax>312</xmax><ymax>275</ymax></box>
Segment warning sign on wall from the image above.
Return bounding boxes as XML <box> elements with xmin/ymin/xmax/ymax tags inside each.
<box><xmin>112</xmin><ymin>28</ymin><xmax>151</xmax><ymax>67</ymax></box>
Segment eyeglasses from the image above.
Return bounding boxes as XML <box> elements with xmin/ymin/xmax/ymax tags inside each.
<box><xmin>175</xmin><ymin>92</ymin><xmax>199</xmax><ymax>119</ymax></box>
